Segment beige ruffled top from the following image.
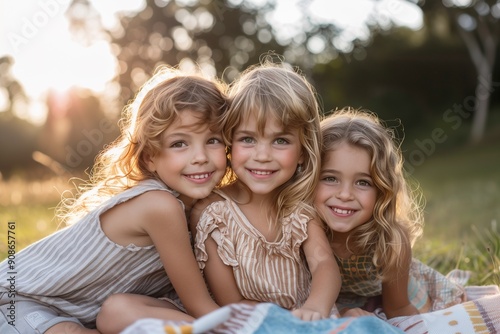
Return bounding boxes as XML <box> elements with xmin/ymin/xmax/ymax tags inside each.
<box><xmin>194</xmin><ymin>190</ymin><xmax>312</xmax><ymax>310</ymax></box>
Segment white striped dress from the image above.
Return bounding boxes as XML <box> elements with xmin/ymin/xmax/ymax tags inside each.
<box><xmin>0</xmin><ymin>179</ymin><xmax>181</xmax><ymax>328</ymax></box>
<box><xmin>194</xmin><ymin>190</ymin><xmax>312</xmax><ymax>310</ymax></box>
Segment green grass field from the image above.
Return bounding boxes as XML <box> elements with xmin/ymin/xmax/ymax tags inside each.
<box><xmin>410</xmin><ymin>140</ymin><xmax>500</xmax><ymax>286</ymax></box>
<box><xmin>1</xmin><ymin>141</ymin><xmax>499</xmax><ymax>286</ymax></box>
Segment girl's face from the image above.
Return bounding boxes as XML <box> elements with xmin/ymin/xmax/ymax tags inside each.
<box><xmin>147</xmin><ymin>109</ymin><xmax>227</xmax><ymax>204</ymax></box>
<box><xmin>230</xmin><ymin>113</ymin><xmax>303</xmax><ymax>196</ymax></box>
<box><xmin>314</xmin><ymin>142</ymin><xmax>377</xmax><ymax>236</ymax></box>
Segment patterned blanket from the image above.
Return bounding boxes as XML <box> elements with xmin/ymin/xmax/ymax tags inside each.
<box><xmin>122</xmin><ymin>291</ymin><xmax>500</xmax><ymax>334</ymax></box>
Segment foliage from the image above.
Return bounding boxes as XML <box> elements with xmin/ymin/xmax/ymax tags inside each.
<box><xmin>97</xmin><ymin>0</ymin><xmax>286</xmax><ymax>104</ymax></box>
<box><xmin>418</xmin><ymin>0</ymin><xmax>500</xmax><ymax>143</ymax></box>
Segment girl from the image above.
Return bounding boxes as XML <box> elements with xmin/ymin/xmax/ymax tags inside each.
<box><xmin>314</xmin><ymin>108</ymin><xmax>465</xmax><ymax>319</ymax></box>
<box><xmin>191</xmin><ymin>60</ymin><xmax>341</xmax><ymax>321</ymax></box>
<box><xmin>0</xmin><ymin>67</ymin><xmax>229</xmax><ymax>334</ymax></box>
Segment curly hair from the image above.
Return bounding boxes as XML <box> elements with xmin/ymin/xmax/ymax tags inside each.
<box><xmin>58</xmin><ymin>66</ymin><xmax>229</xmax><ymax>225</ymax></box>
<box><xmin>319</xmin><ymin>108</ymin><xmax>424</xmax><ymax>279</ymax></box>
<box><xmin>223</xmin><ymin>57</ymin><xmax>322</xmax><ymax>223</ymax></box>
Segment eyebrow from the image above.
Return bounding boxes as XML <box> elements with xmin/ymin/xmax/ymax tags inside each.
<box><xmin>321</xmin><ymin>169</ymin><xmax>372</xmax><ymax>179</ymax></box>
<box><xmin>234</xmin><ymin>129</ymin><xmax>294</xmax><ymax>136</ymax></box>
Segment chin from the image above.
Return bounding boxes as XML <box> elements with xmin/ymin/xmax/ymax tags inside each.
<box><xmin>190</xmin><ymin>190</ymin><xmax>212</xmax><ymax>199</ymax></box>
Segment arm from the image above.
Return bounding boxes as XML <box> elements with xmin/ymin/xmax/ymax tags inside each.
<box><xmin>142</xmin><ymin>192</ymin><xmax>219</xmax><ymax>318</ymax></box>
<box><xmin>202</xmin><ymin>235</ymin><xmax>258</xmax><ymax>306</ymax></box>
<box><xmin>190</xmin><ymin>196</ymin><xmax>257</xmax><ymax>306</ymax></box>
<box><xmin>381</xmin><ymin>242</ymin><xmax>419</xmax><ymax>318</ymax></box>
<box><xmin>293</xmin><ymin>219</ymin><xmax>341</xmax><ymax>320</ymax></box>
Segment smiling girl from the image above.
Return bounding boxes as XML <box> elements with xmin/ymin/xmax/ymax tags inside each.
<box><xmin>191</xmin><ymin>59</ymin><xmax>341</xmax><ymax>321</ymax></box>
<box><xmin>0</xmin><ymin>67</ymin><xmax>229</xmax><ymax>334</ymax></box>
<box><xmin>315</xmin><ymin>108</ymin><xmax>465</xmax><ymax>319</ymax></box>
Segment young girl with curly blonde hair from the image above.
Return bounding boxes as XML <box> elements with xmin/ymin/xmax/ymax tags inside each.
<box><xmin>0</xmin><ymin>67</ymin><xmax>230</xmax><ymax>334</ymax></box>
<box><xmin>315</xmin><ymin>108</ymin><xmax>465</xmax><ymax>319</ymax></box>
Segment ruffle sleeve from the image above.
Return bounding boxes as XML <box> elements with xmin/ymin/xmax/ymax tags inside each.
<box><xmin>194</xmin><ymin>201</ymin><xmax>238</xmax><ymax>270</ymax></box>
<box><xmin>283</xmin><ymin>210</ymin><xmax>310</xmax><ymax>262</ymax></box>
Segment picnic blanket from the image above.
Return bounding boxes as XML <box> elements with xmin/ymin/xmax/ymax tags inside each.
<box><xmin>122</xmin><ymin>292</ymin><xmax>500</xmax><ymax>334</ymax></box>
<box><xmin>122</xmin><ymin>271</ymin><xmax>500</xmax><ymax>334</ymax></box>
<box><xmin>121</xmin><ymin>302</ymin><xmax>405</xmax><ymax>334</ymax></box>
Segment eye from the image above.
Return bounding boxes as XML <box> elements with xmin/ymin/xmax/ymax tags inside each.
<box><xmin>170</xmin><ymin>141</ymin><xmax>187</xmax><ymax>148</ymax></box>
<box><xmin>274</xmin><ymin>138</ymin><xmax>289</xmax><ymax>145</ymax></box>
<box><xmin>240</xmin><ymin>136</ymin><xmax>255</xmax><ymax>144</ymax></box>
<box><xmin>356</xmin><ymin>179</ymin><xmax>372</xmax><ymax>187</ymax></box>
<box><xmin>207</xmin><ymin>137</ymin><xmax>223</xmax><ymax>144</ymax></box>
<box><xmin>321</xmin><ymin>176</ymin><xmax>338</xmax><ymax>183</ymax></box>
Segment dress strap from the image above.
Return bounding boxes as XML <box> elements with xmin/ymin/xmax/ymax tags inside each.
<box><xmin>94</xmin><ymin>179</ymin><xmax>183</xmax><ymax>216</ymax></box>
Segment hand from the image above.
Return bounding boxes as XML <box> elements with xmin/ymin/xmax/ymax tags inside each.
<box><xmin>340</xmin><ymin>307</ymin><xmax>374</xmax><ymax>318</ymax></box>
<box><xmin>291</xmin><ymin>307</ymin><xmax>324</xmax><ymax>321</ymax></box>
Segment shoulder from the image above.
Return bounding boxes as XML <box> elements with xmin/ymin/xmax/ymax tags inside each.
<box><xmin>190</xmin><ymin>191</ymin><xmax>226</xmax><ymax>224</ymax></box>
<box><xmin>130</xmin><ymin>189</ymin><xmax>184</xmax><ymax>219</ymax></box>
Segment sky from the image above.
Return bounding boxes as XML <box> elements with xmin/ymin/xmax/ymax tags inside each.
<box><xmin>0</xmin><ymin>0</ymin><xmax>423</xmax><ymax>125</ymax></box>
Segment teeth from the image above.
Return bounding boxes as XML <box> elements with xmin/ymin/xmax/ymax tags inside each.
<box><xmin>187</xmin><ymin>173</ymin><xmax>209</xmax><ymax>179</ymax></box>
<box><xmin>333</xmin><ymin>207</ymin><xmax>354</xmax><ymax>215</ymax></box>
<box><xmin>252</xmin><ymin>170</ymin><xmax>272</xmax><ymax>175</ymax></box>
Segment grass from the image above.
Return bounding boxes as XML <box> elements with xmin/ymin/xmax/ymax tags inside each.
<box><xmin>0</xmin><ymin>177</ymin><xmax>72</xmax><ymax>255</ymax></box>
<box><xmin>409</xmin><ymin>139</ymin><xmax>500</xmax><ymax>286</ymax></box>
<box><xmin>0</xmin><ymin>140</ymin><xmax>499</xmax><ymax>287</ymax></box>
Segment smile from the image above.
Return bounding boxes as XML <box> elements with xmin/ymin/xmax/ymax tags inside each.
<box><xmin>250</xmin><ymin>169</ymin><xmax>273</xmax><ymax>175</ymax></box>
<box><xmin>331</xmin><ymin>207</ymin><xmax>355</xmax><ymax>215</ymax></box>
<box><xmin>185</xmin><ymin>172</ymin><xmax>211</xmax><ymax>180</ymax></box>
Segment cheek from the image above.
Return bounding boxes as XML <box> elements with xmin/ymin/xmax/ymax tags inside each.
<box><xmin>313</xmin><ymin>186</ymin><xmax>328</xmax><ymax>205</ymax></box>
<box><xmin>214</xmin><ymin>151</ymin><xmax>228</xmax><ymax>169</ymax></box>
<box><xmin>229</xmin><ymin>147</ymin><xmax>245</xmax><ymax>164</ymax></box>
<box><xmin>363</xmin><ymin>193</ymin><xmax>377</xmax><ymax>212</ymax></box>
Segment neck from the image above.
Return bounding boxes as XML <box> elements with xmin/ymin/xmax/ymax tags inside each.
<box><xmin>330</xmin><ymin>231</ymin><xmax>352</xmax><ymax>255</ymax></box>
<box><xmin>232</xmin><ymin>181</ymin><xmax>277</xmax><ymax>208</ymax></box>
<box><xmin>177</xmin><ymin>194</ymin><xmax>197</xmax><ymax>215</ymax></box>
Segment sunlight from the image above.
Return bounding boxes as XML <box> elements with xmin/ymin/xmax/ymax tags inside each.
<box><xmin>0</xmin><ymin>0</ymin><xmax>138</xmax><ymax>124</ymax></box>
<box><xmin>0</xmin><ymin>87</ymin><xmax>8</xmax><ymax>112</ymax></box>
<box><xmin>308</xmin><ymin>0</ymin><xmax>423</xmax><ymax>43</ymax></box>
<box><xmin>7</xmin><ymin>3</ymin><xmax>117</xmax><ymax>97</ymax></box>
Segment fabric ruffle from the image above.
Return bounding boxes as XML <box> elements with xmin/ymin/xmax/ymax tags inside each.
<box><xmin>194</xmin><ymin>201</ymin><xmax>310</xmax><ymax>269</ymax></box>
<box><xmin>195</xmin><ymin>201</ymin><xmax>238</xmax><ymax>269</ymax></box>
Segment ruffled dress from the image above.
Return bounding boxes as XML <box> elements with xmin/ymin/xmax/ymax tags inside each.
<box><xmin>194</xmin><ymin>190</ymin><xmax>312</xmax><ymax>310</ymax></box>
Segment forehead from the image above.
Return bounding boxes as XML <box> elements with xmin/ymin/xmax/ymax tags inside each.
<box><xmin>237</xmin><ymin>112</ymin><xmax>295</xmax><ymax>134</ymax></box>
<box><xmin>165</xmin><ymin>110</ymin><xmax>213</xmax><ymax>133</ymax></box>
<box><xmin>323</xmin><ymin>142</ymin><xmax>371</xmax><ymax>169</ymax></box>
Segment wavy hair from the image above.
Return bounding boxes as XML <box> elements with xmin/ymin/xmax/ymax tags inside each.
<box><xmin>58</xmin><ymin>66</ymin><xmax>229</xmax><ymax>225</ymax></box>
<box><xmin>223</xmin><ymin>58</ymin><xmax>322</xmax><ymax>223</ymax></box>
<box><xmin>319</xmin><ymin>108</ymin><xmax>424</xmax><ymax>279</ymax></box>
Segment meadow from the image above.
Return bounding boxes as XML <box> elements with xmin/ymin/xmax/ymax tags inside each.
<box><xmin>1</xmin><ymin>140</ymin><xmax>499</xmax><ymax>286</ymax></box>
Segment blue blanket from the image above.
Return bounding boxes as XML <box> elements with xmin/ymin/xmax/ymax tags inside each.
<box><xmin>122</xmin><ymin>303</ymin><xmax>403</xmax><ymax>334</ymax></box>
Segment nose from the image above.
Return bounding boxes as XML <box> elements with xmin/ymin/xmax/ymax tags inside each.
<box><xmin>336</xmin><ymin>183</ymin><xmax>353</xmax><ymax>201</ymax></box>
<box><xmin>191</xmin><ymin>145</ymin><xmax>209</xmax><ymax>164</ymax></box>
<box><xmin>254</xmin><ymin>143</ymin><xmax>272</xmax><ymax>162</ymax></box>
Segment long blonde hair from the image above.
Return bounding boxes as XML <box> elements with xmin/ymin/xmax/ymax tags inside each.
<box><xmin>58</xmin><ymin>66</ymin><xmax>229</xmax><ymax>224</ymax></box>
<box><xmin>223</xmin><ymin>58</ymin><xmax>322</xmax><ymax>222</ymax></box>
<box><xmin>320</xmin><ymin>108</ymin><xmax>424</xmax><ymax>279</ymax></box>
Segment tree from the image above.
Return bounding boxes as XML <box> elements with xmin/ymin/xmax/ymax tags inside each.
<box><xmin>65</xmin><ymin>0</ymin><xmax>286</xmax><ymax>105</ymax></box>
<box><xmin>0</xmin><ymin>56</ymin><xmax>39</xmax><ymax>178</ymax></box>
<box><xmin>420</xmin><ymin>0</ymin><xmax>500</xmax><ymax>144</ymax></box>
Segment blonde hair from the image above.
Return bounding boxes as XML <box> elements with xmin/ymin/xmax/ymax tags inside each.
<box><xmin>223</xmin><ymin>58</ymin><xmax>321</xmax><ymax>223</ymax></box>
<box><xmin>320</xmin><ymin>108</ymin><xmax>424</xmax><ymax>279</ymax></box>
<box><xmin>58</xmin><ymin>66</ymin><xmax>229</xmax><ymax>224</ymax></box>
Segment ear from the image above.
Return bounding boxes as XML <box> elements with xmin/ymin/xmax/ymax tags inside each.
<box><xmin>298</xmin><ymin>150</ymin><xmax>305</xmax><ymax>165</ymax></box>
<box><xmin>144</xmin><ymin>152</ymin><xmax>156</xmax><ymax>173</ymax></box>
